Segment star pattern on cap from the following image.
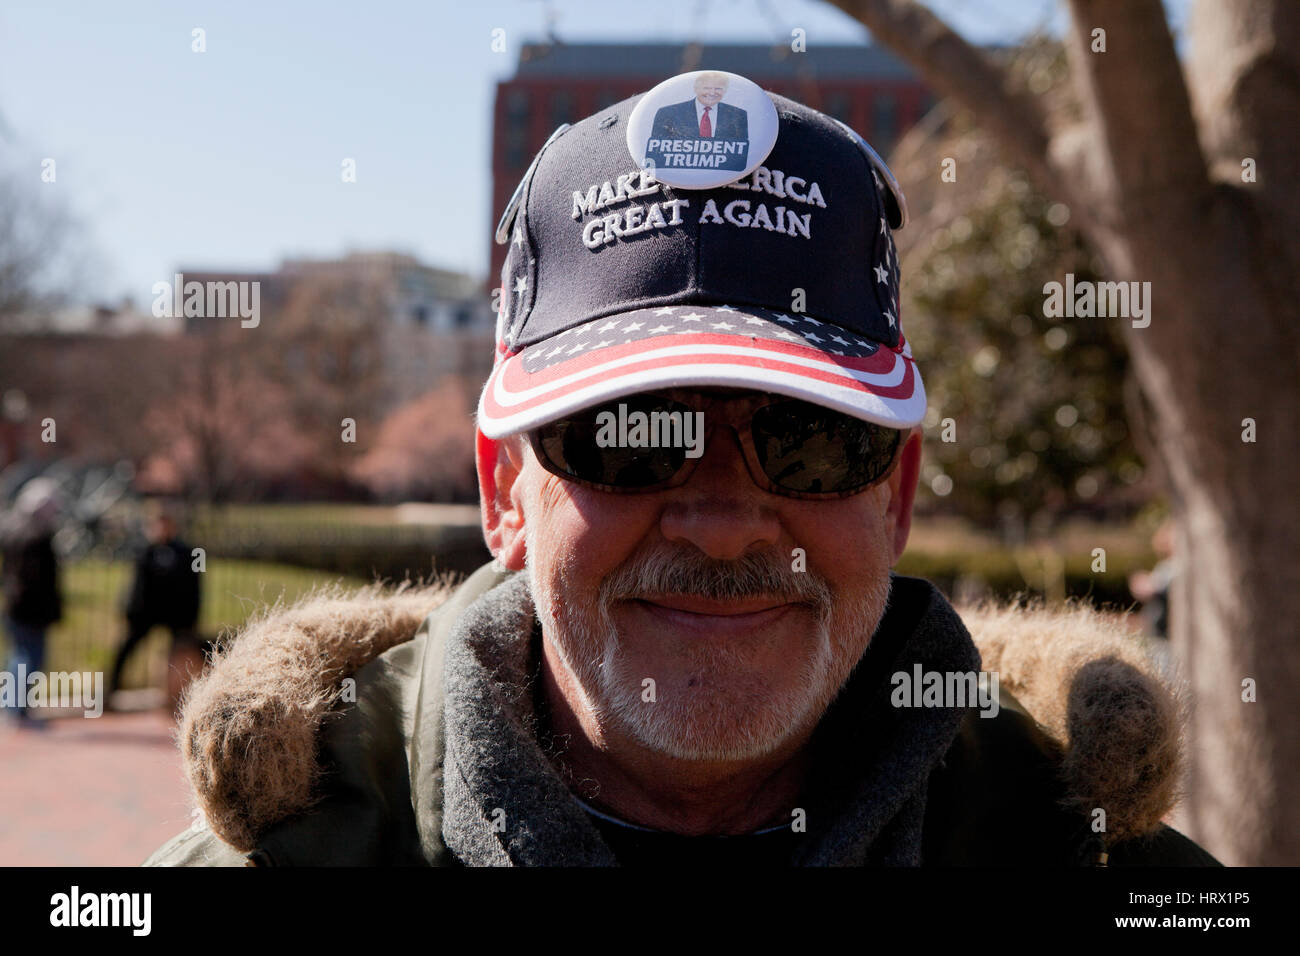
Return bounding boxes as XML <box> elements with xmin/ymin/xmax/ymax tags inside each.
<box><xmin>516</xmin><ymin>304</ymin><xmax>881</xmax><ymax>374</ymax></box>
<box><xmin>874</xmin><ymin>191</ymin><xmax>903</xmax><ymax>339</ymax></box>
<box><xmin>498</xmin><ymin>237</ymin><xmax>536</xmax><ymax>351</ymax></box>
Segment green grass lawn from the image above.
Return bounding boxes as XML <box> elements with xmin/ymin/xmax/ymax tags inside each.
<box><xmin>17</xmin><ymin>558</ymin><xmax>370</xmax><ymax>683</ymax></box>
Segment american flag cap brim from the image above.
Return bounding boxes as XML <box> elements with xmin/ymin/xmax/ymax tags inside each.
<box><xmin>476</xmin><ymin>302</ymin><xmax>925</xmax><ymax>438</ymax></box>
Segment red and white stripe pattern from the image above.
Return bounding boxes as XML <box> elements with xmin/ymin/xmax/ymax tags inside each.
<box><xmin>477</xmin><ymin>303</ymin><xmax>926</xmax><ymax>438</ymax></box>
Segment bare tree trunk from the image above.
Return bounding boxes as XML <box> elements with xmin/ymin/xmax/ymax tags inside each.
<box><xmin>829</xmin><ymin>0</ymin><xmax>1300</xmax><ymax>863</ymax></box>
<box><xmin>1168</xmin><ymin>0</ymin><xmax>1300</xmax><ymax>865</ymax></box>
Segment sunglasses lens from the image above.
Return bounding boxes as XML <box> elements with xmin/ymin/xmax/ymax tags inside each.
<box><xmin>535</xmin><ymin>395</ymin><xmax>692</xmax><ymax>489</ymax></box>
<box><xmin>752</xmin><ymin>401</ymin><xmax>901</xmax><ymax>494</ymax></box>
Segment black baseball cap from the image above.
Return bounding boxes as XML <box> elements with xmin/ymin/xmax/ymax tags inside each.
<box><xmin>478</xmin><ymin>70</ymin><xmax>924</xmax><ymax>438</ymax></box>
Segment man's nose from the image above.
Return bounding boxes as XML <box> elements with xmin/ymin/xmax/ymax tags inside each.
<box><xmin>658</xmin><ymin>424</ymin><xmax>782</xmax><ymax>560</ymax></box>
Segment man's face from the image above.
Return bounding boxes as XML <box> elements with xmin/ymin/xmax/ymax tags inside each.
<box><xmin>149</xmin><ymin>514</ymin><xmax>175</xmax><ymax>544</ymax></box>
<box><xmin>486</xmin><ymin>388</ymin><xmax>918</xmax><ymax>763</ymax></box>
<box><xmin>694</xmin><ymin>78</ymin><xmax>727</xmax><ymax>107</ymax></box>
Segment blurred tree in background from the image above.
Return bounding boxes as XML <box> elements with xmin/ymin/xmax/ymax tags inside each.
<box><xmin>262</xmin><ymin>273</ymin><xmax>390</xmax><ymax>496</ymax></box>
<box><xmin>832</xmin><ymin>0</ymin><xmax>1300</xmax><ymax>865</ymax></box>
<box><xmin>351</xmin><ymin>377</ymin><xmax>478</xmax><ymax>502</ymax></box>
<box><xmin>895</xmin><ymin>95</ymin><xmax>1144</xmax><ymax>538</ymax></box>
<box><xmin>139</xmin><ymin>328</ymin><xmax>314</xmax><ymax>502</ymax></box>
<box><xmin>0</xmin><ymin>167</ymin><xmax>81</xmax><ymax>323</ymax></box>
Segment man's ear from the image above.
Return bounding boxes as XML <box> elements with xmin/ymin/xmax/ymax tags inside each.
<box><xmin>883</xmin><ymin>428</ymin><xmax>922</xmax><ymax>565</ymax></box>
<box><xmin>476</xmin><ymin>429</ymin><xmax>528</xmax><ymax>571</ymax></box>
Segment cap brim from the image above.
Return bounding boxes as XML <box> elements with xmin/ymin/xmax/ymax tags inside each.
<box><xmin>477</xmin><ymin>303</ymin><xmax>925</xmax><ymax>438</ymax></box>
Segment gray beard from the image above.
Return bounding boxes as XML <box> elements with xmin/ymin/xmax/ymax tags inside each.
<box><xmin>526</xmin><ymin>525</ymin><xmax>891</xmax><ymax>761</ymax></box>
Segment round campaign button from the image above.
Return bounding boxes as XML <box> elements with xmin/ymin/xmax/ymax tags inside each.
<box><xmin>626</xmin><ymin>70</ymin><xmax>779</xmax><ymax>190</ymax></box>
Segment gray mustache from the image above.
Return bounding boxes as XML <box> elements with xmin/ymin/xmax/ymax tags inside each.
<box><xmin>600</xmin><ymin>548</ymin><xmax>832</xmax><ymax>616</ymax></box>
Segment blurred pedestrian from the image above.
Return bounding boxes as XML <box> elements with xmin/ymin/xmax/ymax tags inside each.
<box><xmin>108</xmin><ymin>500</ymin><xmax>202</xmax><ymax>703</ymax></box>
<box><xmin>1129</xmin><ymin>517</ymin><xmax>1179</xmax><ymax>639</ymax></box>
<box><xmin>1</xmin><ymin>478</ymin><xmax>64</xmax><ymax>730</ymax></box>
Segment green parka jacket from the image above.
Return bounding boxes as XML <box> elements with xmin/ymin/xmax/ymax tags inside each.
<box><xmin>145</xmin><ymin>562</ymin><xmax>1219</xmax><ymax>867</ymax></box>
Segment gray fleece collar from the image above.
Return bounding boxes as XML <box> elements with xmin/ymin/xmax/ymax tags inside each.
<box><xmin>439</xmin><ymin>572</ymin><xmax>979</xmax><ymax>866</ymax></box>
<box><xmin>441</xmin><ymin>573</ymin><xmax>616</xmax><ymax>865</ymax></box>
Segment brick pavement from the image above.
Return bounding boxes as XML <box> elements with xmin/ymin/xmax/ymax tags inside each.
<box><xmin>0</xmin><ymin>710</ymin><xmax>194</xmax><ymax>866</ymax></box>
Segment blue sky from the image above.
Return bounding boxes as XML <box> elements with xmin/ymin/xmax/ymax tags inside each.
<box><xmin>0</xmin><ymin>0</ymin><xmax>1189</xmax><ymax>305</ymax></box>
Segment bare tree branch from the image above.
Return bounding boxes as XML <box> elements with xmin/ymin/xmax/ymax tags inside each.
<box><xmin>1063</xmin><ymin>0</ymin><xmax>1212</xmax><ymax>224</ymax></box>
<box><xmin>825</xmin><ymin>0</ymin><xmax>1058</xmax><ymax>194</ymax></box>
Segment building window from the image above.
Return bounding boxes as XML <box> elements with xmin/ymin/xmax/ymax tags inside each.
<box><xmin>454</xmin><ymin>308</ymin><xmax>474</xmax><ymax>328</ymax></box>
<box><xmin>411</xmin><ymin>305</ymin><xmax>428</xmax><ymax>326</ymax></box>
<box><xmin>505</xmin><ymin>89</ymin><xmax>531</xmax><ymax>169</ymax></box>
<box><xmin>872</xmin><ymin>93</ymin><xmax>897</xmax><ymax>155</ymax></box>
<box><xmin>507</xmin><ymin>88</ymin><xmax>530</xmax><ymax>120</ymax></box>
<box><xmin>824</xmin><ymin>91</ymin><xmax>851</xmax><ymax>122</ymax></box>
<box><xmin>551</xmin><ymin>90</ymin><xmax>574</xmax><ymax>128</ymax></box>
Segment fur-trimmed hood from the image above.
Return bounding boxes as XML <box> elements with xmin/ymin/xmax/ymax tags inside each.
<box><xmin>176</xmin><ymin>572</ymin><xmax>1185</xmax><ymax>858</ymax></box>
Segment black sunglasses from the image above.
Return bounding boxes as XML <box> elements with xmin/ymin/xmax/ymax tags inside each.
<box><xmin>528</xmin><ymin>390</ymin><xmax>905</xmax><ymax>500</ymax></box>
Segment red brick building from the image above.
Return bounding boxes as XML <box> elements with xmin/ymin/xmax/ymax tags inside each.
<box><xmin>490</xmin><ymin>42</ymin><xmax>933</xmax><ymax>282</ymax></box>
